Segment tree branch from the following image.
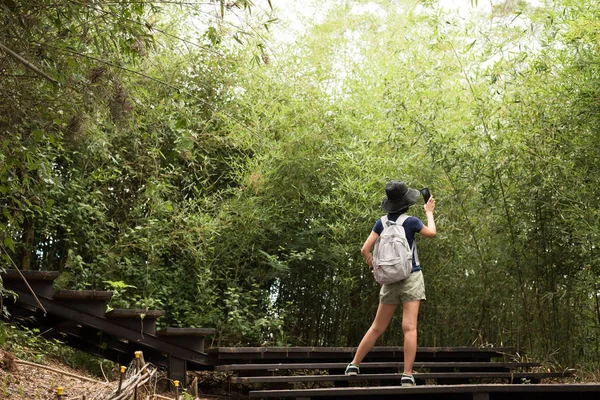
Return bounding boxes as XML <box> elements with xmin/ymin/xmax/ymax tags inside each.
<box><xmin>15</xmin><ymin>359</ymin><xmax>110</xmax><ymax>385</ymax></box>
<box><xmin>0</xmin><ymin>243</ymin><xmax>47</xmax><ymax>314</ymax></box>
<box><xmin>0</xmin><ymin>42</ymin><xmax>58</xmax><ymax>85</ymax></box>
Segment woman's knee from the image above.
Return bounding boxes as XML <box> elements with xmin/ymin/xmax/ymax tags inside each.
<box><xmin>402</xmin><ymin>321</ymin><xmax>417</xmax><ymax>334</ymax></box>
<box><xmin>368</xmin><ymin>323</ymin><xmax>387</xmax><ymax>337</ymax></box>
<box><xmin>402</xmin><ymin>301</ymin><xmax>420</xmax><ymax>334</ymax></box>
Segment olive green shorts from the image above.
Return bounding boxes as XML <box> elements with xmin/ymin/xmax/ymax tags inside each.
<box><xmin>379</xmin><ymin>270</ymin><xmax>426</xmax><ymax>304</ymax></box>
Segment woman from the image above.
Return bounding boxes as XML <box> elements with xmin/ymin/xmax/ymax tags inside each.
<box><xmin>345</xmin><ymin>180</ymin><xmax>436</xmax><ymax>387</ymax></box>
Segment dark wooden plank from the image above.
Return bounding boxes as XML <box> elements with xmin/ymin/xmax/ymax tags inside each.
<box><xmin>3</xmin><ymin>303</ymin><xmax>39</xmax><ymax>317</ymax></box>
<box><xmin>208</xmin><ymin>346</ymin><xmax>514</xmax><ymax>363</ymax></box>
<box><xmin>50</xmin><ymin>330</ymin><xmax>131</xmax><ymax>365</ymax></box>
<box><xmin>209</xmin><ymin>346</ymin><xmax>515</xmax><ymax>354</ymax></box>
<box><xmin>54</xmin><ymin>290</ymin><xmax>113</xmax><ymax>301</ymax></box>
<box><xmin>1</xmin><ymin>270</ymin><xmax>61</xmax><ymax>280</ymax></box>
<box><xmin>48</xmin><ymin>324</ymin><xmax>131</xmax><ymax>357</ymax></box>
<box><xmin>1</xmin><ymin>270</ymin><xmax>61</xmax><ymax>298</ymax></box>
<box><xmin>249</xmin><ymin>383</ymin><xmax>600</xmax><ymax>399</ymax></box>
<box><xmin>106</xmin><ymin>309</ymin><xmax>165</xmax><ymax>334</ymax></box>
<box><xmin>55</xmin><ymin>325</ymin><xmax>180</xmax><ymax>368</ymax></box>
<box><xmin>53</xmin><ymin>290</ymin><xmax>114</xmax><ymax>316</ymax></box>
<box><xmin>157</xmin><ymin>327</ymin><xmax>216</xmax><ymax>336</ymax></box>
<box><xmin>168</xmin><ymin>355</ymin><xmax>187</xmax><ymax>388</ymax></box>
<box><xmin>105</xmin><ymin>309</ymin><xmax>165</xmax><ymax>318</ymax></box>
<box><xmin>232</xmin><ymin>371</ymin><xmax>573</xmax><ymax>385</ymax></box>
<box><xmin>215</xmin><ymin>361</ymin><xmax>540</xmax><ymax>372</ymax></box>
<box><xmin>157</xmin><ymin>328</ymin><xmax>215</xmax><ymax>352</ymax></box>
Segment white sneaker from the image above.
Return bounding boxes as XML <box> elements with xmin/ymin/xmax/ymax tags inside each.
<box><xmin>401</xmin><ymin>373</ymin><xmax>416</xmax><ymax>386</ymax></box>
<box><xmin>345</xmin><ymin>363</ymin><xmax>360</xmax><ymax>376</ymax></box>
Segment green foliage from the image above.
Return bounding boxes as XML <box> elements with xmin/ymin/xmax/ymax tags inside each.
<box><xmin>1</xmin><ymin>0</ymin><xmax>599</xmax><ymax>373</ymax></box>
<box><xmin>103</xmin><ymin>280</ymin><xmax>137</xmax><ymax>310</ymax></box>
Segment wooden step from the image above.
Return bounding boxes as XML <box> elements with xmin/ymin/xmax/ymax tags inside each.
<box><xmin>157</xmin><ymin>327</ymin><xmax>216</xmax><ymax>352</ymax></box>
<box><xmin>105</xmin><ymin>309</ymin><xmax>165</xmax><ymax>335</ymax></box>
<box><xmin>5</xmin><ymin>286</ymin><xmax>213</xmax><ymax>387</ymax></box>
<box><xmin>216</xmin><ymin>361</ymin><xmax>541</xmax><ymax>373</ymax></box>
<box><xmin>208</xmin><ymin>346</ymin><xmax>516</xmax><ymax>364</ymax></box>
<box><xmin>53</xmin><ymin>290</ymin><xmax>113</xmax><ymax>316</ymax></box>
<box><xmin>249</xmin><ymin>383</ymin><xmax>600</xmax><ymax>399</ymax></box>
<box><xmin>1</xmin><ymin>270</ymin><xmax>60</xmax><ymax>298</ymax></box>
<box><xmin>233</xmin><ymin>371</ymin><xmax>573</xmax><ymax>385</ymax></box>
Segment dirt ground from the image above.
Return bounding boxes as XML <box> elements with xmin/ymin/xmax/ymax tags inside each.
<box><xmin>3</xmin><ymin>348</ymin><xmax>597</xmax><ymax>399</ymax></box>
<box><xmin>0</xmin><ymin>350</ymin><xmax>221</xmax><ymax>400</ymax></box>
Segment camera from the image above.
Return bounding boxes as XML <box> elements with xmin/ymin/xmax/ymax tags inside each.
<box><xmin>420</xmin><ymin>187</ymin><xmax>431</xmax><ymax>203</ymax></box>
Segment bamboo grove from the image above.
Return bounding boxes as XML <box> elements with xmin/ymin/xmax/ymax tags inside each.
<box><xmin>1</xmin><ymin>0</ymin><xmax>599</xmax><ymax>371</ymax></box>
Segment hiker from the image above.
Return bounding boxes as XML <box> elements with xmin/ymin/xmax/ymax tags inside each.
<box><xmin>345</xmin><ymin>180</ymin><xmax>436</xmax><ymax>387</ymax></box>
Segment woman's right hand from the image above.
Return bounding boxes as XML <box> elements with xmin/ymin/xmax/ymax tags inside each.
<box><xmin>421</xmin><ymin>197</ymin><xmax>437</xmax><ymax>237</ymax></box>
<box><xmin>424</xmin><ymin>197</ymin><xmax>435</xmax><ymax>213</ymax></box>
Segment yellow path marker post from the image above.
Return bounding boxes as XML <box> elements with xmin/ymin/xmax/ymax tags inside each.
<box><xmin>118</xmin><ymin>365</ymin><xmax>127</xmax><ymax>394</ymax></box>
<box><xmin>174</xmin><ymin>380</ymin><xmax>180</xmax><ymax>400</ymax></box>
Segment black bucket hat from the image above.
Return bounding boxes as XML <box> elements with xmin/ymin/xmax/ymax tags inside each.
<box><xmin>381</xmin><ymin>180</ymin><xmax>420</xmax><ymax>213</ymax></box>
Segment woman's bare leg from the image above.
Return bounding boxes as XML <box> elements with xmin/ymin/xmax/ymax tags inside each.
<box><xmin>402</xmin><ymin>300</ymin><xmax>420</xmax><ymax>375</ymax></box>
<box><xmin>351</xmin><ymin>303</ymin><xmax>398</xmax><ymax>365</ymax></box>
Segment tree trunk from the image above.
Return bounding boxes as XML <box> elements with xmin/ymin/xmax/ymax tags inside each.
<box><xmin>20</xmin><ymin>216</ymin><xmax>34</xmax><ymax>270</ymax></box>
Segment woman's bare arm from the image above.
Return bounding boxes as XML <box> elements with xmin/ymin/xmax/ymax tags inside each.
<box><xmin>419</xmin><ymin>197</ymin><xmax>437</xmax><ymax>238</ymax></box>
<box><xmin>361</xmin><ymin>231</ymin><xmax>380</xmax><ymax>268</ymax></box>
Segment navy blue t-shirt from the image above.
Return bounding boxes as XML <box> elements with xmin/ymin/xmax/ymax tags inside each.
<box><xmin>373</xmin><ymin>213</ymin><xmax>424</xmax><ymax>273</ymax></box>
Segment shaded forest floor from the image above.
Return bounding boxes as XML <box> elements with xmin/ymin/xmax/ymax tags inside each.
<box><xmin>1</xmin><ymin>349</ymin><xmax>115</xmax><ymax>399</ymax></box>
<box><xmin>0</xmin><ymin>348</ymin><xmax>231</xmax><ymax>400</ymax></box>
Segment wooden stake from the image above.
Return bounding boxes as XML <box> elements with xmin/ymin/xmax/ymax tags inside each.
<box><xmin>135</xmin><ymin>351</ymin><xmax>144</xmax><ymax>370</ymax></box>
<box><xmin>118</xmin><ymin>365</ymin><xmax>127</xmax><ymax>394</ymax></box>
<box><xmin>191</xmin><ymin>377</ymin><xmax>198</xmax><ymax>398</ymax></box>
<box><xmin>134</xmin><ymin>352</ymin><xmax>141</xmax><ymax>400</ymax></box>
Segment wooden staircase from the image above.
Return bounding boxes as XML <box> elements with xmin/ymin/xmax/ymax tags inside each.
<box><xmin>3</xmin><ymin>269</ymin><xmax>600</xmax><ymax>399</ymax></box>
<box><xmin>206</xmin><ymin>346</ymin><xmax>597</xmax><ymax>399</ymax></box>
<box><xmin>1</xmin><ymin>269</ymin><xmax>215</xmax><ymax>387</ymax></box>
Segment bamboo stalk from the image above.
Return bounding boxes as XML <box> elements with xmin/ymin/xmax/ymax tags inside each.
<box><xmin>0</xmin><ymin>41</ymin><xmax>58</xmax><ymax>84</ymax></box>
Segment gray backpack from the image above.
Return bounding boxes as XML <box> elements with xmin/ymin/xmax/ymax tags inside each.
<box><xmin>372</xmin><ymin>215</ymin><xmax>416</xmax><ymax>285</ymax></box>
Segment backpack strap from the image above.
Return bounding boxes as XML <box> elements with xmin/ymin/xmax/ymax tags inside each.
<box><xmin>397</xmin><ymin>214</ymin><xmax>418</xmax><ymax>264</ymax></box>
<box><xmin>381</xmin><ymin>215</ymin><xmax>391</xmax><ymax>227</ymax></box>
<box><xmin>413</xmin><ymin>244</ymin><xmax>419</xmax><ymax>266</ymax></box>
<box><xmin>397</xmin><ymin>214</ymin><xmax>409</xmax><ymax>226</ymax></box>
